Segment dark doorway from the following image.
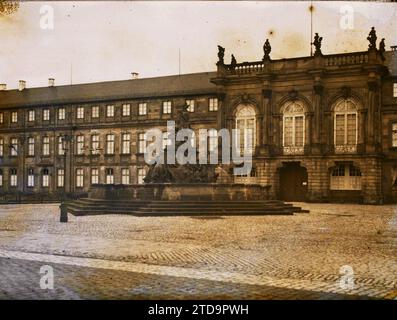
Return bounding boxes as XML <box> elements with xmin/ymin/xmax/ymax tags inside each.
<box><xmin>278</xmin><ymin>162</ymin><xmax>308</xmax><ymax>201</ymax></box>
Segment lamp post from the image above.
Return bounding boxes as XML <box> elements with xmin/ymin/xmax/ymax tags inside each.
<box><xmin>60</xmin><ymin>134</ymin><xmax>72</xmax><ymax>223</ymax></box>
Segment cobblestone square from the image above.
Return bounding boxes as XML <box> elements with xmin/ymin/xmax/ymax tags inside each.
<box><xmin>0</xmin><ymin>203</ymin><xmax>396</xmax><ymax>299</ymax></box>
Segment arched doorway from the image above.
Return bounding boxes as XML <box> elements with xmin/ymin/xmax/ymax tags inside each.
<box><xmin>278</xmin><ymin>162</ymin><xmax>308</xmax><ymax>201</ymax></box>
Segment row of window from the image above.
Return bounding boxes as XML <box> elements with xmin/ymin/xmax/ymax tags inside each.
<box><xmin>0</xmin><ymin>167</ymin><xmax>147</xmax><ymax>188</ymax></box>
<box><xmin>0</xmin><ymin>98</ymin><xmax>219</xmax><ymax>124</ymax></box>
<box><xmin>0</xmin><ymin>130</ymin><xmax>220</xmax><ymax>157</ymax></box>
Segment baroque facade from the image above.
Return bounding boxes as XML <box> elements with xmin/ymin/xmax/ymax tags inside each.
<box><xmin>1</xmin><ymin>32</ymin><xmax>397</xmax><ymax>204</ymax></box>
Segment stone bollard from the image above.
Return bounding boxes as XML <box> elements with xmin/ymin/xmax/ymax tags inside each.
<box><xmin>60</xmin><ymin>204</ymin><xmax>68</xmax><ymax>223</ymax></box>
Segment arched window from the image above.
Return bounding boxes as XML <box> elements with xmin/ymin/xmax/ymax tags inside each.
<box><xmin>282</xmin><ymin>101</ymin><xmax>306</xmax><ymax>154</ymax></box>
<box><xmin>334</xmin><ymin>98</ymin><xmax>358</xmax><ymax>153</ymax></box>
<box><xmin>235</xmin><ymin>105</ymin><xmax>256</xmax><ymax>154</ymax></box>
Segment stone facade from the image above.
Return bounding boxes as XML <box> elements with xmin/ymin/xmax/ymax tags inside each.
<box><xmin>0</xmin><ymin>41</ymin><xmax>396</xmax><ymax>204</ymax></box>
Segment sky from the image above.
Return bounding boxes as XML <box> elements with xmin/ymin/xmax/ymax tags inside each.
<box><xmin>0</xmin><ymin>1</ymin><xmax>396</xmax><ymax>89</ymax></box>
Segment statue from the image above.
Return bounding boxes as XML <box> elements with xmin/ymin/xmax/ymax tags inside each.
<box><xmin>144</xmin><ymin>103</ymin><xmax>219</xmax><ymax>184</ymax></box>
<box><xmin>230</xmin><ymin>54</ymin><xmax>237</xmax><ymax>69</ymax></box>
<box><xmin>217</xmin><ymin>45</ymin><xmax>225</xmax><ymax>65</ymax></box>
<box><xmin>263</xmin><ymin>39</ymin><xmax>271</xmax><ymax>60</ymax></box>
<box><xmin>312</xmin><ymin>33</ymin><xmax>323</xmax><ymax>56</ymax></box>
<box><xmin>367</xmin><ymin>27</ymin><xmax>377</xmax><ymax>50</ymax></box>
<box><xmin>379</xmin><ymin>38</ymin><xmax>386</xmax><ymax>60</ymax></box>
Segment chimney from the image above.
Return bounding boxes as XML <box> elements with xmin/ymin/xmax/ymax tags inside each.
<box><xmin>0</xmin><ymin>84</ymin><xmax>6</xmax><ymax>91</ymax></box>
<box><xmin>18</xmin><ymin>80</ymin><xmax>26</xmax><ymax>91</ymax></box>
<box><xmin>131</xmin><ymin>72</ymin><xmax>139</xmax><ymax>79</ymax></box>
<box><xmin>48</xmin><ymin>78</ymin><xmax>55</xmax><ymax>87</ymax></box>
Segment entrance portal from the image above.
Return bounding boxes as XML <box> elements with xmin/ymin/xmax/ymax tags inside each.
<box><xmin>278</xmin><ymin>162</ymin><xmax>308</xmax><ymax>201</ymax></box>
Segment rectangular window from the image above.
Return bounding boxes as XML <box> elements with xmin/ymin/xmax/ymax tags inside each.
<box><xmin>58</xmin><ymin>108</ymin><xmax>66</xmax><ymax>120</ymax></box>
<box><xmin>0</xmin><ymin>169</ymin><xmax>3</xmax><ymax>187</ymax></box>
<box><xmin>10</xmin><ymin>169</ymin><xmax>17</xmax><ymax>187</ymax></box>
<box><xmin>76</xmin><ymin>169</ymin><xmax>84</xmax><ymax>188</ymax></box>
<box><xmin>0</xmin><ymin>138</ymin><xmax>4</xmax><ymax>157</ymax></box>
<box><xmin>294</xmin><ymin>116</ymin><xmax>304</xmax><ymax>147</ymax></box>
<box><xmin>76</xmin><ymin>135</ymin><xmax>85</xmax><ymax>155</ymax></box>
<box><xmin>43</xmin><ymin>109</ymin><xmax>50</xmax><ymax>121</ymax></box>
<box><xmin>28</xmin><ymin>137</ymin><xmax>35</xmax><ymax>156</ymax></box>
<box><xmin>10</xmin><ymin>138</ymin><xmax>18</xmax><ymax>156</ymax></box>
<box><xmin>122</xmin><ymin>104</ymin><xmax>131</xmax><ymax>116</ymax></box>
<box><xmin>121</xmin><ymin>133</ymin><xmax>130</xmax><ymax>154</ymax></box>
<box><xmin>58</xmin><ymin>136</ymin><xmax>65</xmax><ymax>155</ymax></box>
<box><xmin>0</xmin><ymin>112</ymin><xmax>3</xmax><ymax>124</ymax></box>
<box><xmin>11</xmin><ymin>111</ymin><xmax>18</xmax><ymax>123</ymax></box>
<box><xmin>76</xmin><ymin>107</ymin><xmax>84</xmax><ymax>119</ymax></box>
<box><xmin>162</xmin><ymin>101</ymin><xmax>172</xmax><ymax>114</ymax></box>
<box><xmin>28</xmin><ymin>110</ymin><xmax>35</xmax><ymax>122</ymax></box>
<box><xmin>42</xmin><ymin>136</ymin><xmax>50</xmax><ymax>156</ymax></box>
<box><xmin>138</xmin><ymin>103</ymin><xmax>147</xmax><ymax>115</ymax></box>
<box><xmin>335</xmin><ymin>114</ymin><xmax>345</xmax><ymax>145</ymax></box>
<box><xmin>392</xmin><ymin>123</ymin><xmax>397</xmax><ymax>147</ymax></box>
<box><xmin>209</xmin><ymin>98</ymin><xmax>218</xmax><ymax>112</ymax></box>
<box><xmin>186</xmin><ymin>99</ymin><xmax>195</xmax><ymax>112</ymax></box>
<box><xmin>106</xmin><ymin>168</ymin><xmax>114</xmax><ymax>184</ymax></box>
<box><xmin>106</xmin><ymin>134</ymin><xmax>115</xmax><ymax>154</ymax></box>
<box><xmin>121</xmin><ymin>168</ymin><xmax>130</xmax><ymax>185</ymax></box>
<box><xmin>394</xmin><ymin>83</ymin><xmax>397</xmax><ymax>97</ymax></box>
<box><xmin>283</xmin><ymin>117</ymin><xmax>293</xmax><ymax>146</ymax></box>
<box><xmin>335</xmin><ymin>113</ymin><xmax>357</xmax><ymax>145</ymax></box>
<box><xmin>27</xmin><ymin>169</ymin><xmax>34</xmax><ymax>187</ymax></box>
<box><xmin>91</xmin><ymin>134</ymin><xmax>100</xmax><ymax>154</ymax></box>
<box><xmin>106</xmin><ymin>105</ymin><xmax>114</xmax><ymax>117</ymax></box>
<box><xmin>91</xmin><ymin>168</ymin><xmax>99</xmax><ymax>185</ymax></box>
<box><xmin>138</xmin><ymin>133</ymin><xmax>146</xmax><ymax>154</ymax></box>
<box><xmin>57</xmin><ymin>169</ymin><xmax>64</xmax><ymax>187</ymax></box>
<box><xmin>92</xmin><ymin>106</ymin><xmax>99</xmax><ymax>118</ymax></box>
<box><xmin>42</xmin><ymin>169</ymin><xmax>49</xmax><ymax>187</ymax></box>
<box><xmin>137</xmin><ymin>168</ymin><xmax>146</xmax><ymax>185</ymax></box>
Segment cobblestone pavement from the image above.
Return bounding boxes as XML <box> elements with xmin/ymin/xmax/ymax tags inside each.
<box><xmin>0</xmin><ymin>203</ymin><xmax>396</xmax><ymax>299</ymax></box>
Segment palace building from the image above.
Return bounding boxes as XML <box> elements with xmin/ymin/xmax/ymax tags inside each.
<box><xmin>0</xmin><ymin>30</ymin><xmax>397</xmax><ymax>204</ymax></box>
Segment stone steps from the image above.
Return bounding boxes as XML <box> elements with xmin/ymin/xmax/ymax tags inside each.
<box><xmin>64</xmin><ymin>198</ymin><xmax>308</xmax><ymax>216</ymax></box>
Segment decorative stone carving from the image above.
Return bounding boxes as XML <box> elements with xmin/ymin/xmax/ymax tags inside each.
<box><xmin>217</xmin><ymin>45</ymin><xmax>225</xmax><ymax>65</ymax></box>
<box><xmin>379</xmin><ymin>38</ymin><xmax>386</xmax><ymax>60</ymax></box>
<box><xmin>230</xmin><ymin>54</ymin><xmax>237</xmax><ymax>69</ymax></box>
<box><xmin>283</xmin><ymin>146</ymin><xmax>304</xmax><ymax>155</ymax></box>
<box><xmin>367</xmin><ymin>27</ymin><xmax>377</xmax><ymax>50</ymax></box>
<box><xmin>334</xmin><ymin>144</ymin><xmax>357</xmax><ymax>154</ymax></box>
<box><xmin>144</xmin><ymin>103</ymin><xmax>219</xmax><ymax>184</ymax></box>
<box><xmin>312</xmin><ymin>33</ymin><xmax>323</xmax><ymax>56</ymax></box>
<box><xmin>263</xmin><ymin>39</ymin><xmax>271</xmax><ymax>61</ymax></box>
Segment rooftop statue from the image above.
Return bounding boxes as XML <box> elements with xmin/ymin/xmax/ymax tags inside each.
<box><xmin>379</xmin><ymin>38</ymin><xmax>386</xmax><ymax>60</ymax></box>
<box><xmin>263</xmin><ymin>39</ymin><xmax>271</xmax><ymax>60</ymax></box>
<box><xmin>367</xmin><ymin>27</ymin><xmax>377</xmax><ymax>50</ymax></box>
<box><xmin>217</xmin><ymin>45</ymin><xmax>225</xmax><ymax>65</ymax></box>
<box><xmin>230</xmin><ymin>54</ymin><xmax>237</xmax><ymax>69</ymax></box>
<box><xmin>312</xmin><ymin>33</ymin><xmax>323</xmax><ymax>56</ymax></box>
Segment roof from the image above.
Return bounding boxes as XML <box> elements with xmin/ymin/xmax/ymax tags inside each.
<box><xmin>0</xmin><ymin>71</ymin><xmax>217</xmax><ymax>109</ymax></box>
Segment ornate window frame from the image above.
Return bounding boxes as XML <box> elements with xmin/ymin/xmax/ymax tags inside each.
<box><xmin>333</xmin><ymin>98</ymin><xmax>358</xmax><ymax>154</ymax></box>
<box><xmin>235</xmin><ymin>104</ymin><xmax>256</xmax><ymax>155</ymax></box>
<box><xmin>281</xmin><ymin>101</ymin><xmax>306</xmax><ymax>155</ymax></box>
